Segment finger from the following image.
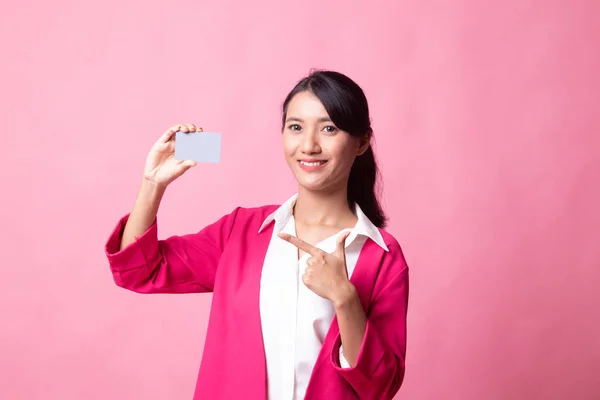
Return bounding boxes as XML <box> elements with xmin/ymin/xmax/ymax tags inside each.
<box><xmin>183</xmin><ymin>123</ymin><xmax>196</xmax><ymax>131</ymax></box>
<box><xmin>335</xmin><ymin>231</ymin><xmax>352</xmax><ymax>256</ymax></box>
<box><xmin>175</xmin><ymin>159</ymin><xmax>197</xmax><ymax>173</ymax></box>
<box><xmin>278</xmin><ymin>233</ymin><xmax>323</xmax><ymax>256</ymax></box>
<box><xmin>302</xmin><ymin>273</ymin><xmax>310</xmax><ymax>286</ymax></box>
<box><xmin>157</xmin><ymin>126</ymin><xmax>179</xmax><ymax>144</ymax></box>
<box><xmin>195</xmin><ymin>126</ymin><xmax>203</xmax><ymax>132</ymax></box>
<box><xmin>175</xmin><ymin>158</ymin><xmax>197</xmax><ymax>165</ymax></box>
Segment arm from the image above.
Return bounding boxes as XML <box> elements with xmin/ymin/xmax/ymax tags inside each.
<box><xmin>333</xmin><ymin>284</ymin><xmax>367</xmax><ymax>367</ymax></box>
<box><xmin>119</xmin><ymin>179</ymin><xmax>166</xmax><ymax>251</ymax></box>
<box><xmin>105</xmin><ymin>122</ymin><xmax>236</xmax><ymax>294</ymax></box>
<box><xmin>278</xmin><ymin>232</ymin><xmax>409</xmax><ymax>398</ymax></box>
<box><xmin>104</xmin><ymin>187</ymin><xmax>240</xmax><ymax>294</ymax></box>
<box><xmin>331</xmin><ymin>257</ymin><xmax>409</xmax><ymax>399</ymax></box>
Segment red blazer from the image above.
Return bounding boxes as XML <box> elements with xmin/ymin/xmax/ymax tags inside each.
<box><xmin>105</xmin><ymin>205</ymin><xmax>409</xmax><ymax>399</ymax></box>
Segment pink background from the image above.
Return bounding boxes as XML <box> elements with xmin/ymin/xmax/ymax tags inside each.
<box><xmin>2</xmin><ymin>0</ymin><xmax>599</xmax><ymax>399</ymax></box>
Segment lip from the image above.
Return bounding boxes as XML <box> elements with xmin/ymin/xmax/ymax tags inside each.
<box><xmin>297</xmin><ymin>159</ymin><xmax>328</xmax><ymax>172</ymax></box>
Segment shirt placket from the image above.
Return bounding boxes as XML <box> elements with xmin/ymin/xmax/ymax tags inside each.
<box><xmin>281</xmin><ymin>218</ymin><xmax>299</xmax><ymax>399</ymax></box>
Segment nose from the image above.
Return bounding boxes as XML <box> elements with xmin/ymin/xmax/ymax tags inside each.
<box><xmin>300</xmin><ymin>129</ymin><xmax>321</xmax><ymax>154</ymax></box>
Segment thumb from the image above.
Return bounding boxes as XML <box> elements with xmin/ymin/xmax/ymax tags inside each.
<box><xmin>335</xmin><ymin>231</ymin><xmax>351</xmax><ymax>257</ymax></box>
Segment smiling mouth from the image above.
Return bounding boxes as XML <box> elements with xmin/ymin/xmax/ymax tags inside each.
<box><xmin>298</xmin><ymin>160</ymin><xmax>327</xmax><ymax>167</ymax></box>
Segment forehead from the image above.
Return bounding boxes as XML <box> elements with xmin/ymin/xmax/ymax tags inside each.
<box><xmin>286</xmin><ymin>91</ymin><xmax>330</xmax><ymax>119</ymax></box>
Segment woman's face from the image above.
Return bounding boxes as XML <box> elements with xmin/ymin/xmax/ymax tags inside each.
<box><xmin>283</xmin><ymin>91</ymin><xmax>369</xmax><ymax>193</ymax></box>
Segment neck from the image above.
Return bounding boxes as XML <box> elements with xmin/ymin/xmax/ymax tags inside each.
<box><xmin>293</xmin><ymin>185</ymin><xmax>356</xmax><ymax>228</ymax></box>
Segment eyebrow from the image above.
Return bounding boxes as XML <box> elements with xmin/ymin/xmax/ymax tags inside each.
<box><xmin>285</xmin><ymin>117</ymin><xmax>332</xmax><ymax>123</ymax></box>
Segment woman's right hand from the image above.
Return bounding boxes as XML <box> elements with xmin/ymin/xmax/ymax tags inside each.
<box><xmin>143</xmin><ymin>123</ymin><xmax>202</xmax><ymax>187</ymax></box>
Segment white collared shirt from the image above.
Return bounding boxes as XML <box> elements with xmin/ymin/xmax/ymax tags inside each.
<box><xmin>258</xmin><ymin>194</ymin><xmax>389</xmax><ymax>399</ymax></box>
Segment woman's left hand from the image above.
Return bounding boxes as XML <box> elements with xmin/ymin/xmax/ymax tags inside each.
<box><xmin>278</xmin><ymin>232</ymin><xmax>354</xmax><ymax>306</ymax></box>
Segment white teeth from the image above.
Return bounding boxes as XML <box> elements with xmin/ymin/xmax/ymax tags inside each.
<box><xmin>300</xmin><ymin>161</ymin><xmax>325</xmax><ymax>166</ymax></box>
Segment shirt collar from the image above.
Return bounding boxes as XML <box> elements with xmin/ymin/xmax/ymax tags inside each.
<box><xmin>258</xmin><ymin>193</ymin><xmax>389</xmax><ymax>252</ymax></box>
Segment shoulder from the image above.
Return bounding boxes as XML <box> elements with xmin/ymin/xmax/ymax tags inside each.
<box><xmin>215</xmin><ymin>204</ymin><xmax>280</xmax><ymax>233</ymax></box>
<box><xmin>377</xmin><ymin>227</ymin><xmax>409</xmax><ymax>275</ymax></box>
<box><xmin>378</xmin><ymin>228</ymin><xmax>406</xmax><ymax>257</ymax></box>
<box><xmin>230</xmin><ymin>204</ymin><xmax>279</xmax><ymax>222</ymax></box>
<box><xmin>200</xmin><ymin>204</ymin><xmax>280</xmax><ymax>242</ymax></box>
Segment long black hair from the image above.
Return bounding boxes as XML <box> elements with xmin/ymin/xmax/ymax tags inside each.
<box><xmin>281</xmin><ymin>70</ymin><xmax>388</xmax><ymax>228</ymax></box>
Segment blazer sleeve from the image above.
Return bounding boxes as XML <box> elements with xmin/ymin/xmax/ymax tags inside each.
<box><xmin>104</xmin><ymin>207</ymin><xmax>240</xmax><ymax>294</ymax></box>
<box><xmin>330</xmin><ymin>246</ymin><xmax>409</xmax><ymax>400</ymax></box>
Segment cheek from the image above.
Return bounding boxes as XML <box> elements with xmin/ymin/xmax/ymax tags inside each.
<box><xmin>282</xmin><ymin>134</ymin><xmax>297</xmax><ymax>157</ymax></box>
<box><xmin>284</xmin><ymin>148</ymin><xmax>297</xmax><ymax>166</ymax></box>
<box><xmin>329</xmin><ymin>140</ymin><xmax>358</xmax><ymax>167</ymax></box>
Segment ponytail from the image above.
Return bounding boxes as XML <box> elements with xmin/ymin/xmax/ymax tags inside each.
<box><xmin>347</xmin><ymin>146</ymin><xmax>387</xmax><ymax>228</ymax></box>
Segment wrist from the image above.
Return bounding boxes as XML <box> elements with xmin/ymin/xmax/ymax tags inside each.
<box><xmin>139</xmin><ymin>179</ymin><xmax>167</xmax><ymax>200</ymax></box>
<box><xmin>332</xmin><ymin>282</ymin><xmax>358</xmax><ymax>309</ymax></box>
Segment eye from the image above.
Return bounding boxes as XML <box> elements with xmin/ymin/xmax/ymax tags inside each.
<box><xmin>288</xmin><ymin>124</ymin><xmax>302</xmax><ymax>131</ymax></box>
<box><xmin>323</xmin><ymin>125</ymin><xmax>338</xmax><ymax>134</ymax></box>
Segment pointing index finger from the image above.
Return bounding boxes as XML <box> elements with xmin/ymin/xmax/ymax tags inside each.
<box><xmin>278</xmin><ymin>233</ymin><xmax>323</xmax><ymax>256</ymax></box>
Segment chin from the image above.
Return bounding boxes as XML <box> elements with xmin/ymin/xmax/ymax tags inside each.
<box><xmin>295</xmin><ymin>175</ymin><xmax>340</xmax><ymax>193</ymax></box>
<box><xmin>295</xmin><ymin>177</ymin><xmax>321</xmax><ymax>189</ymax></box>
<box><xmin>288</xmin><ymin>162</ymin><xmax>341</xmax><ymax>193</ymax></box>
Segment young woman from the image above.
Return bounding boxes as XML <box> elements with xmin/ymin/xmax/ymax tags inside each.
<box><xmin>105</xmin><ymin>70</ymin><xmax>409</xmax><ymax>400</ymax></box>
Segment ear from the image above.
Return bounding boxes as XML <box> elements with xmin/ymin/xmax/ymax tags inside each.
<box><xmin>356</xmin><ymin>136</ymin><xmax>371</xmax><ymax>156</ymax></box>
